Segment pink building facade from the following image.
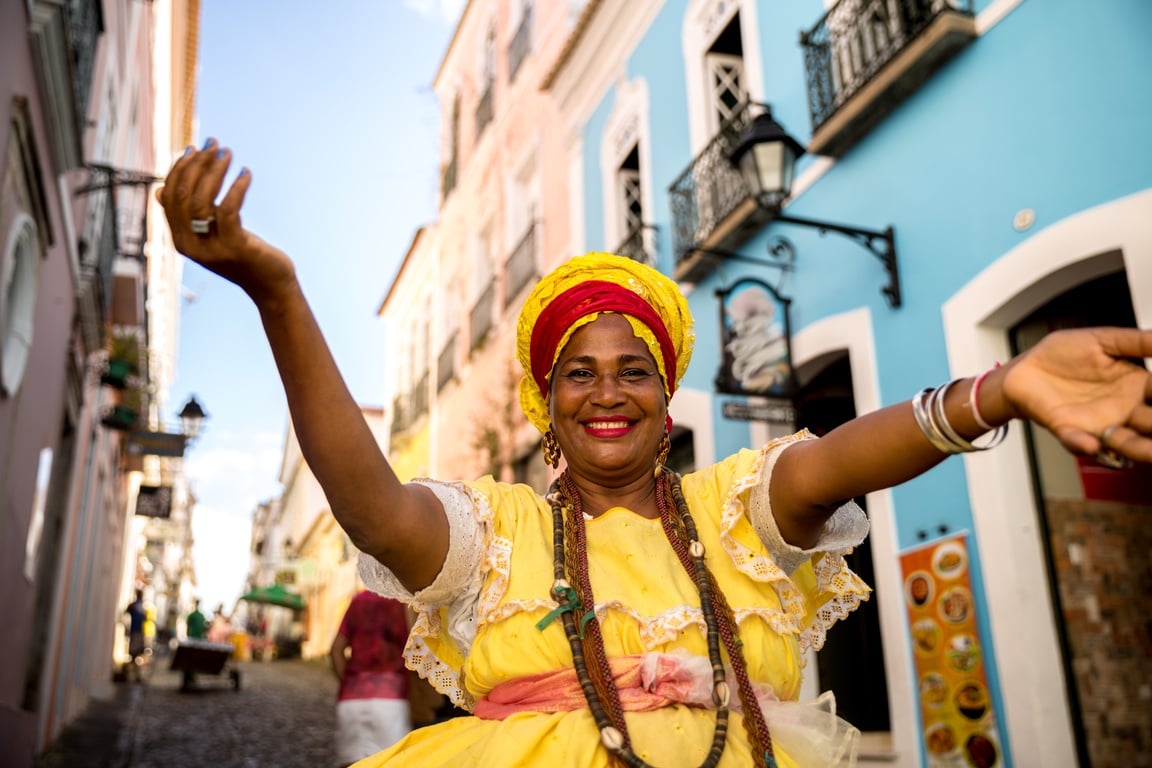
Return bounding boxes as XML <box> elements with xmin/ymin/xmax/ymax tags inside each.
<box><xmin>0</xmin><ymin>2</ymin><xmax>198</xmax><ymax>763</ymax></box>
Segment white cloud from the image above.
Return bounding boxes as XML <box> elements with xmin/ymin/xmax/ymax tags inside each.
<box><xmin>404</xmin><ymin>0</ymin><xmax>466</xmax><ymax>24</ymax></box>
<box><xmin>184</xmin><ymin>430</ymin><xmax>284</xmax><ymax>612</ymax></box>
<box><xmin>191</xmin><ymin>504</ymin><xmax>254</xmax><ymax>614</ymax></box>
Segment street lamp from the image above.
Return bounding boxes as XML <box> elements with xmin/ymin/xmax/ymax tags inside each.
<box><xmin>728</xmin><ymin>105</ymin><xmax>902</xmax><ymax>308</ymax></box>
<box><xmin>178</xmin><ymin>395</ymin><xmax>208</xmax><ymax>441</ymax></box>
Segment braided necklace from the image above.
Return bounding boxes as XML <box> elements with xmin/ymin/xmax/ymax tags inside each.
<box><xmin>540</xmin><ymin>469</ymin><xmax>778</xmax><ymax>767</ymax></box>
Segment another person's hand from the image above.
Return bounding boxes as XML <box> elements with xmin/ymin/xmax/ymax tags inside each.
<box><xmin>998</xmin><ymin>327</ymin><xmax>1152</xmax><ymax>462</ymax></box>
<box><xmin>156</xmin><ymin>139</ymin><xmax>296</xmax><ymax>306</ymax></box>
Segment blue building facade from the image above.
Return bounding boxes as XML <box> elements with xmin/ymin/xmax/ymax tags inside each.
<box><xmin>548</xmin><ymin>0</ymin><xmax>1152</xmax><ymax>764</ymax></box>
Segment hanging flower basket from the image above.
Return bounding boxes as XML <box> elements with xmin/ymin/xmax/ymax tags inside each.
<box><xmin>101</xmin><ymin>404</ymin><xmax>139</xmax><ymax>431</ymax></box>
<box><xmin>100</xmin><ymin>357</ymin><xmax>136</xmax><ymax>389</ymax></box>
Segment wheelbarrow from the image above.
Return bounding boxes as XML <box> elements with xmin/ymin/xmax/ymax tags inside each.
<box><xmin>170</xmin><ymin>639</ymin><xmax>242</xmax><ymax>692</ymax></box>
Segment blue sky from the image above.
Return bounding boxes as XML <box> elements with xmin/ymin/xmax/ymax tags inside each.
<box><xmin>171</xmin><ymin>0</ymin><xmax>464</xmax><ymax>614</ymax></box>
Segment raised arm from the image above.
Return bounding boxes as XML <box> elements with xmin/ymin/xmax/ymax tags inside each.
<box><xmin>771</xmin><ymin>326</ymin><xmax>1152</xmax><ymax>547</ymax></box>
<box><xmin>157</xmin><ymin>141</ymin><xmax>447</xmax><ymax>591</ymax></box>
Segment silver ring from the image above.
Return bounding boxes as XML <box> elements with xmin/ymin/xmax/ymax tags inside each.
<box><xmin>1095</xmin><ymin>425</ymin><xmax>1133</xmax><ymax>470</ymax></box>
<box><xmin>190</xmin><ymin>216</ymin><xmax>214</xmax><ymax>235</ymax></box>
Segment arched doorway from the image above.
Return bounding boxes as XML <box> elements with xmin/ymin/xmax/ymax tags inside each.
<box><xmin>794</xmin><ymin>352</ymin><xmax>891</xmax><ymax>734</ymax></box>
<box><xmin>1009</xmin><ymin>269</ymin><xmax>1152</xmax><ymax>767</ymax></box>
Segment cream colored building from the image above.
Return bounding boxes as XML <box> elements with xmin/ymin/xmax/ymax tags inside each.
<box><xmin>383</xmin><ymin>0</ymin><xmax>600</xmax><ymax>494</ymax></box>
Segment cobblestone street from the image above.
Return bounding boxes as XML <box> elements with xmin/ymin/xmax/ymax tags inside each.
<box><xmin>37</xmin><ymin>656</ymin><xmax>341</xmax><ymax>768</ymax></box>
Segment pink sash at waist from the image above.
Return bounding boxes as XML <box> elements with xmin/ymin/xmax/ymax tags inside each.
<box><xmin>473</xmin><ymin>651</ymin><xmax>861</xmax><ymax>767</ymax></box>
<box><xmin>474</xmin><ymin>652</ymin><xmax>723</xmax><ymax>720</ymax></box>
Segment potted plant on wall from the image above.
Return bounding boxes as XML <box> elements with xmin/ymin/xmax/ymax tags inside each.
<box><xmin>101</xmin><ymin>330</ymin><xmax>140</xmax><ymax>389</ymax></box>
<box><xmin>101</xmin><ymin>384</ymin><xmax>144</xmax><ymax>431</ymax></box>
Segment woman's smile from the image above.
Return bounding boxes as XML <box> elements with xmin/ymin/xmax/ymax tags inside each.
<box><xmin>549</xmin><ymin>313</ymin><xmax>667</xmax><ymax>479</ymax></box>
<box><xmin>582</xmin><ymin>419</ymin><xmax>637</xmax><ymax>438</ymax></box>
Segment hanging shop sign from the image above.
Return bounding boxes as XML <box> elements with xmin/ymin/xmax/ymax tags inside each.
<box><xmin>135</xmin><ymin>484</ymin><xmax>173</xmax><ymax>518</ymax></box>
<box><xmin>126</xmin><ymin>429</ymin><xmax>188</xmax><ymax>458</ymax></box>
<box><xmin>714</xmin><ymin>277</ymin><xmax>797</xmax><ymax>399</ymax></box>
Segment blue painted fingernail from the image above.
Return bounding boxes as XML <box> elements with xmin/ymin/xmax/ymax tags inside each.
<box><xmin>183</xmin><ymin>146</ymin><xmax>193</xmax><ymax>157</ymax></box>
<box><xmin>201</xmin><ymin>138</ymin><xmax>214</xmax><ymax>150</ymax></box>
<box><xmin>239</xmin><ymin>167</ymin><xmax>250</xmax><ymax>176</ymax></box>
<box><xmin>217</xmin><ymin>148</ymin><xmax>228</xmax><ymax>160</ymax></box>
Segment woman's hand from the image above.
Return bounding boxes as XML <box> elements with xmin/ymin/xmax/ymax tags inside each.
<box><xmin>156</xmin><ymin>139</ymin><xmax>297</xmax><ymax>307</ymax></box>
<box><xmin>998</xmin><ymin>327</ymin><xmax>1152</xmax><ymax>463</ymax></box>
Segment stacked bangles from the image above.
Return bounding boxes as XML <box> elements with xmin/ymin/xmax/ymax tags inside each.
<box><xmin>912</xmin><ymin>380</ymin><xmax>1009</xmax><ymax>455</ymax></box>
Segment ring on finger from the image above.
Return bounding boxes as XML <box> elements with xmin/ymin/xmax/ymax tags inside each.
<box><xmin>1095</xmin><ymin>424</ymin><xmax>1133</xmax><ymax>470</ymax></box>
<box><xmin>190</xmin><ymin>216</ymin><xmax>215</xmax><ymax>235</ymax></box>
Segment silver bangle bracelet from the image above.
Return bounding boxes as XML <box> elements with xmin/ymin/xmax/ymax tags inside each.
<box><xmin>912</xmin><ymin>387</ymin><xmax>964</xmax><ymax>455</ymax></box>
<box><xmin>913</xmin><ymin>381</ymin><xmax>1010</xmax><ymax>455</ymax></box>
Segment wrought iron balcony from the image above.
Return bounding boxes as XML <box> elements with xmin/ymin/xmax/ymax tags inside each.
<box><xmin>470</xmin><ymin>280</ymin><xmax>495</xmax><ymax>351</ymax></box>
<box><xmin>509</xmin><ymin>7</ymin><xmax>533</xmax><ymax>81</ymax></box>
<box><xmin>668</xmin><ymin>101</ymin><xmax>771</xmax><ymax>283</ymax></box>
<box><xmin>504</xmin><ymin>223</ymin><xmax>538</xmax><ymax>307</ymax></box>
<box><xmin>442</xmin><ymin>156</ymin><xmax>457</xmax><ymax>200</ymax></box>
<box><xmin>802</xmin><ymin>0</ymin><xmax>976</xmax><ymax>156</ymax></box>
<box><xmin>390</xmin><ymin>370</ymin><xmax>430</xmax><ymax>438</ymax></box>
<box><xmin>412</xmin><ymin>370</ymin><xmax>429</xmax><ymax>420</ymax></box>
<box><xmin>68</xmin><ymin>0</ymin><xmax>102</xmax><ymax>121</ymax></box>
<box><xmin>437</xmin><ymin>333</ymin><xmax>457</xmax><ymax>392</ymax></box>
<box><xmin>476</xmin><ymin>82</ymin><xmax>494</xmax><ymax>139</ymax></box>
<box><xmin>612</xmin><ymin>224</ymin><xmax>657</xmax><ymax>267</ymax></box>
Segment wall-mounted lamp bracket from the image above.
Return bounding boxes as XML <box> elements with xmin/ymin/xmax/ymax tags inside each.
<box><xmin>771</xmin><ymin>213</ymin><xmax>901</xmax><ymax>308</ymax></box>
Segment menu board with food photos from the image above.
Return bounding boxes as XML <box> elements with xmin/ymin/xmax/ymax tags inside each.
<box><xmin>900</xmin><ymin>533</ymin><xmax>1002</xmax><ymax>768</ymax></box>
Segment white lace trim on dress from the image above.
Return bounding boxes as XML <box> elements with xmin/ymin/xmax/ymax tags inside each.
<box><xmin>718</xmin><ymin>431</ymin><xmax>872</xmax><ymax>652</ymax></box>
<box><xmin>357</xmin><ymin>479</ymin><xmax>488</xmax><ymax>707</ymax></box>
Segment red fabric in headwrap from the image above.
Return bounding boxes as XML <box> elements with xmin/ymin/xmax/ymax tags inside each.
<box><xmin>529</xmin><ymin>280</ymin><xmax>678</xmax><ymax>399</ymax></box>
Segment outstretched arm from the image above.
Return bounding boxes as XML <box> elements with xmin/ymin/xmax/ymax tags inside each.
<box><xmin>771</xmin><ymin>327</ymin><xmax>1152</xmax><ymax>547</ymax></box>
<box><xmin>157</xmin><ymin>141</ymin><xmax>448</xmax><ymax>592</ymax></box>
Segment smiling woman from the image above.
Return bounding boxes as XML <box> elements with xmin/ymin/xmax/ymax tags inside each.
<box><xmin>155</xmin><ymin>142</ymin><xmax>1152</xmax><ymax>767</ymax></box>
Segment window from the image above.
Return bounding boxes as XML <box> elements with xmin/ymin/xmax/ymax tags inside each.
<box><xmin>705</xmin><ymin>16</ymin><xmax>747</xmax><ymax>135</ymax></box>
<box><xmin>1</xmin><ymin>214</ymin><xmax>40</xmax><ymax>396</ymax></box>
<box><xmin>476</xmin><ymin>20</ymin><xmax>497</xmax><ymax>138</ymax></box>
<box><xmin>509</xmin><ymin>1</ymin><xmax>534</xmax><ymax>81</ymax></box>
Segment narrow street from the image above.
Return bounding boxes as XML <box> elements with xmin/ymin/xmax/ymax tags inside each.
<box><xmin>37</xmin><ymin>654</ymin><xmax>342</xmax><ymax>768</ymax></box>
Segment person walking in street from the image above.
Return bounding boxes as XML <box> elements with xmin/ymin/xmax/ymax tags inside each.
<box><xmin>330</xmin><ymin>590</ymin><xmax>411</xmax><ymax>767</ymax></box>
<box><xmin>124</xmin><ymin>588</ymin><xmax>148</xmax><ymax>681</ymax></box>
<box><xmin>156</xmin><ymin>140</ymin><xmax>1152</xmax><ymax>767</ymax></box>
<box><xmin>186</xmin><ymin>598</ymin><xmax>208</xmax><ymax>639</ymax></box>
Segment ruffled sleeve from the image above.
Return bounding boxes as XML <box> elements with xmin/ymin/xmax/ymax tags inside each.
<box><xmin>699</xmin><ymin>430</ymin><xmax>872</xmax><ymax>653</ymax></box>
<box><xmin>357</xmin><ymin>478</ymin><xmax>489</xmax><ymax>708</ymax></box>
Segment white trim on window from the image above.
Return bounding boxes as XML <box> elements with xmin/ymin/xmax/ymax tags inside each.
<box><xmin>1</xmin><ymin>213</ymin><xmax>40</xmax><ymax>397</ymax></box>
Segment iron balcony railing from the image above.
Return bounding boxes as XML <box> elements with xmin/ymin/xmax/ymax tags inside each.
<box><xmin>442</xmin><ymin>156</ymin><xmax>457</xmax><ymax>200</ymax></box>
<box><xmin>476</xmin><ymin>82</ymin><xmax>494</xmax><ymax>139</ymax></box>
<box><xmin>668</xmin><ymin>101</ymin><xmax>759</xmax><ymax>263</ymax></box>
<box><xmin>470</xmin><ymin>279</ymin><xmax>495</xmax><ymax>351</ymax></box>
<box><xmin>390</xmin><ymin>370</ymin><xmax>429</xmax><ymax>437</ymax></box>
<box><xmin>68</xmin><ymin>0</ymin><xmax>103</xmax><ymax>126</ymax></box>
<box><xmin>437</xmin><ymin>333</ymin><xmax>457</xmax><ymax>392</ymax></box>
<box><xmin>801</xmin><ymin>0</ymin><xmax>973</xmax><ymax>130</ymax></box>
<box><xmin>504</xmin><ymin>223</ymin><xmax>538</xmax><ymax>307</ymax></box>
<box><xmin>412</xmin><ymin>370</ymin><xmax>429</xmax><ymax>420</ymax></box>
<box><xmin>509</xmin><ymin>7</ymin><xmax>533</xmax><ymax>81</ymax></box>
<box><xmin>612</xmin><ymin>224</ymin><xmax>657</xmax><ymax>266</ymax></box>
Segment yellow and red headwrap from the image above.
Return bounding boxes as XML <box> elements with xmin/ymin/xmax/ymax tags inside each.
<box><xmin>516</xmin><ymin>252</ymin><xmax>695</xmax><ymax>434</ymax></box>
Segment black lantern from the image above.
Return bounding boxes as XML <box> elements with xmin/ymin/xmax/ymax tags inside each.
<box><xmin>178</xmin><ymin>395</ymin><xmax>208</xmax><ymax>440</ymax></box>
<box><xmin>727</xmin><ymin>104</ymin><xmax>902</xmax><ymax>308</ymax></box>
<box><xmin>729</xmin><ymin>108</ymin><xmax>806</xmax><ymax>211</ymax></box>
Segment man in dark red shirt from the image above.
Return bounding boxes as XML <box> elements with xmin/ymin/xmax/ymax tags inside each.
<box><xmin>329</xmin><ymin>590</ymin><xmax>411</xmax><ymax>766</ymax></box>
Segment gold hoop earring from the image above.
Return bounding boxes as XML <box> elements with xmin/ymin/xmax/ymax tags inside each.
<box><xmin>654</xmin><ymin>431</ymin><xmax>671</xmax><ymax>475</ymax></box>
<box><xmin>542</xmin><ymin>428</ymin><xmax>561</xmax><ymax>469</ymax></box>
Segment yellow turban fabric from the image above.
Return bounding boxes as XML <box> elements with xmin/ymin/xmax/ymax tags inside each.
<box><xmin>516</xmin><ymin>252</ymin><xmax>695</xmax><ymax>434</ymax></box>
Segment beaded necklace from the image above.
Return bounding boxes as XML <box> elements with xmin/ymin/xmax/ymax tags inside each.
<box><xmin>541</xmin><ymin>469</ymin><xmax>778</xmax><ymax>767</ymax></box>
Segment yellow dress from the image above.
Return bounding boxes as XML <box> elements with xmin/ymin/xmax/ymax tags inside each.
<box><xmin>354</xmin><ymin>437</ymin><xmax>869</xmax><ymax>767</ymax></box>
